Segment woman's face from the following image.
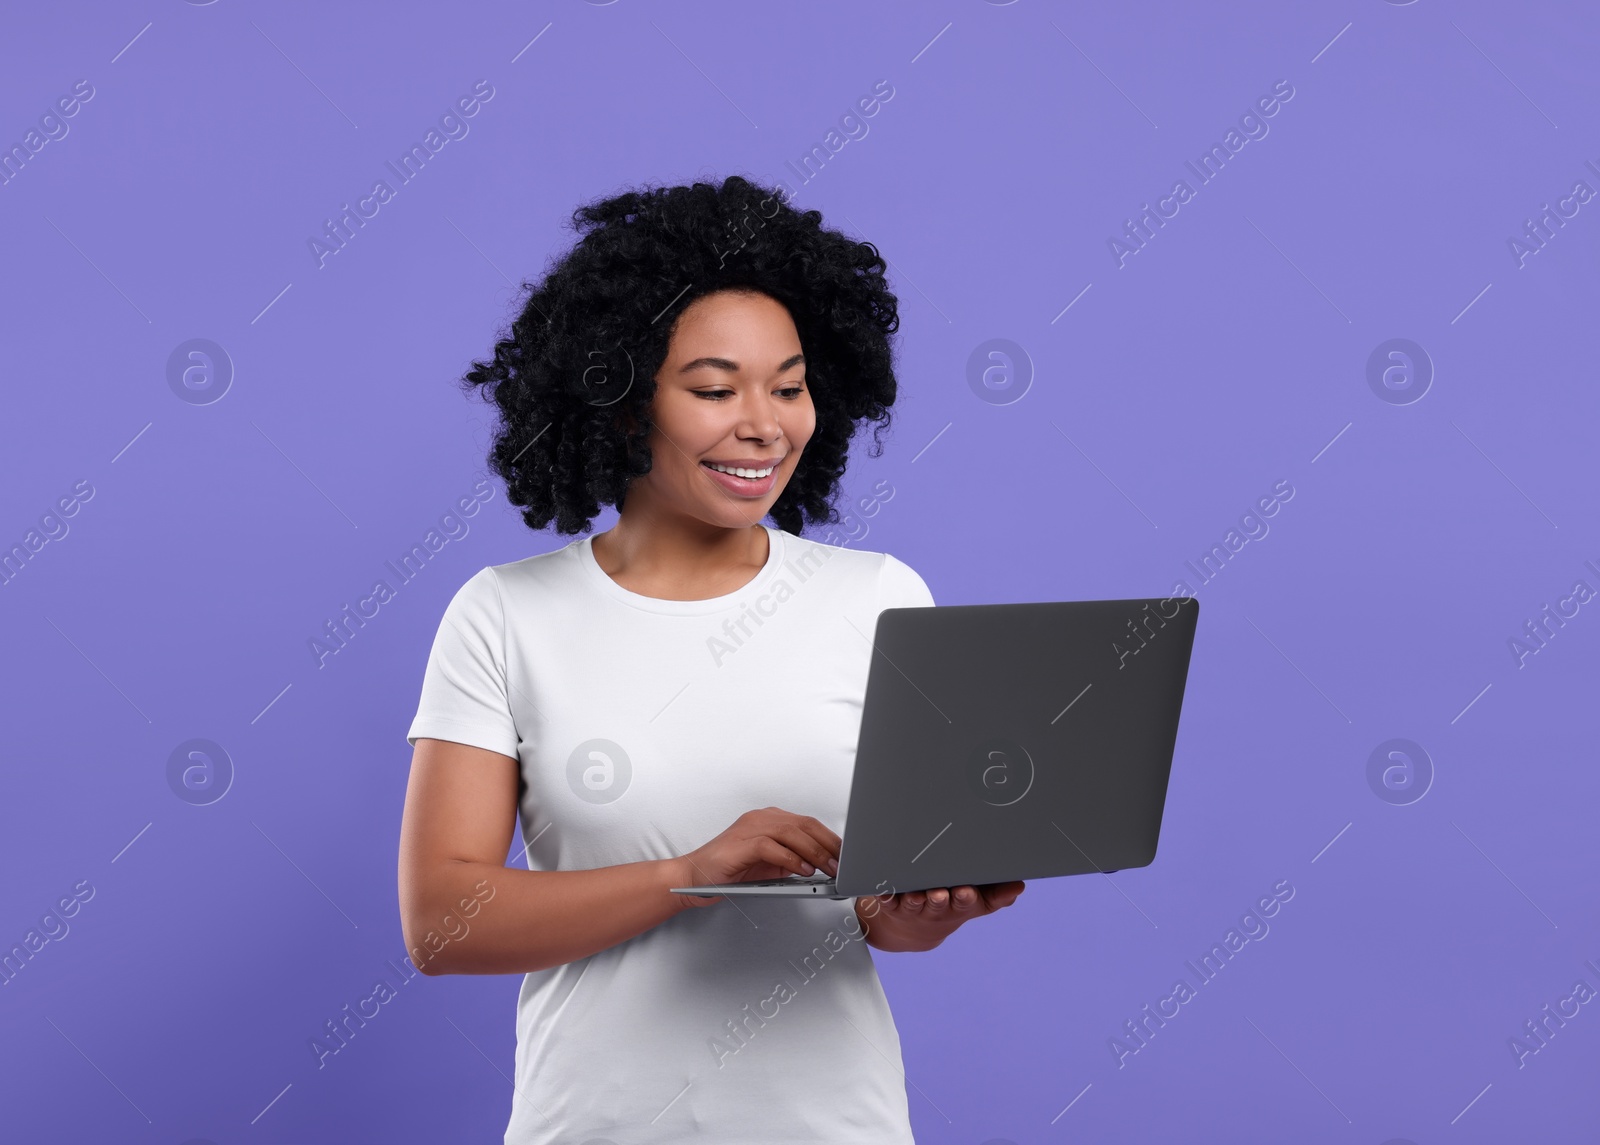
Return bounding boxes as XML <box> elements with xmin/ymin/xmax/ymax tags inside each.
<box><xmin>632</xmin><ymin>289</ymin><xmax>816</xmax><ymax>529</ymax></box>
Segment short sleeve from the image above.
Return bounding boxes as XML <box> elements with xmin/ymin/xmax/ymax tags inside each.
<box><xmin>877</xmin><ymin>552</ymin><xmax>936</xmax><ymax>611</ymax></box>
<box><xmin>405</xmin><ymin>566</ymin><xmax>520</xmax><ymax>760</ymax></box>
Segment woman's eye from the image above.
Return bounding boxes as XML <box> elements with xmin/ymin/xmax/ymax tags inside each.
<box><xmin>695</xmin><ymin>390</ymin><xmax>733</xmax><ymax>400</ymax></box>
<box><xmin>779</xmin><ymin>386</ymin><xmax>805</xmax><ymax>398</ymax></box>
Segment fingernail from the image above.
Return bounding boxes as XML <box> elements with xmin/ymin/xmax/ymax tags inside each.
<box><xmin>801</xmin><ymin>862</ymin><xmax>814</xmax><ymax>874</ymax></box>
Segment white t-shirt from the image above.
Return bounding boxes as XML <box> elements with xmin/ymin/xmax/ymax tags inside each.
<box><xmin>406</xmin><ymin>523</ymin><xmax>935</xmax><ymax>1144</ymax></box>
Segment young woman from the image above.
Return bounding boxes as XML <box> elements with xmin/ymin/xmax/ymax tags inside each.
<box><xmin>397</xmin><ymin>175</ymin><xmax>1024</xmax><ymax>1144</ymax></box>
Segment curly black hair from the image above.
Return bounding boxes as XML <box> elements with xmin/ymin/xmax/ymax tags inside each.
<box><xmin>458</xmin><ymin>174</ymin><xmax>903</xmax><ymax>535</ymax></box>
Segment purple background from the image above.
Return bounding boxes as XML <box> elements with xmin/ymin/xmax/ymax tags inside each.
<box><xmin>3</xmin><ymin>1</ymin><xmax>1596</xmax><ymax>1142</ymax></box>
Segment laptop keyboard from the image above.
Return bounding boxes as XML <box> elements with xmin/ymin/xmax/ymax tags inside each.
<box><xmin>735</xmin><ymin>876</ymin><xmax>836</xmax><ymax>887</ymax></box>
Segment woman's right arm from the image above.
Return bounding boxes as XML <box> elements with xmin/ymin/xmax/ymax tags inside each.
<box><xmin>397</xmin><ymin>738</ymin><xmax>841</xmax><ymax>976</ymax></box>
<box><xmin>399</xmin><ymin>737</ymin><xmax>685</xmax><ymax>976</ymax></box>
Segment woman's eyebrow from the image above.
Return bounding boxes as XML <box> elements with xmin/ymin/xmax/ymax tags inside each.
<box><xmin>678</xmin><ymin>352</ymin><xmax>805</xmax><ymax>375</ymax></box>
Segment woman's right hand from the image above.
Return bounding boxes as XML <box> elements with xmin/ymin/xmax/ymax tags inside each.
<box><xmin>672</xmin><ymin>807</ymin><xmax>841</xmax><ymax>908</ymax></box>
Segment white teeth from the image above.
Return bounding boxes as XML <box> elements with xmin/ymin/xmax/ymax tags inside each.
<box><xmin>706</xmin><ymin>462</ymin><xmax>773</xmax><ymax>479</ymax></box>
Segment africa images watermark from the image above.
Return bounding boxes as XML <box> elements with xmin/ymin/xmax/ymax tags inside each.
<box><xmin>777</xmin><ymin>79</ymin><xmax>896</xmax><ymax>192</ymax></box>
<box><xmin>1111</xmin><ymin>596</ymin><xmax>1187</xmax><ymax>670</ymax></box>
<box><xmin>712</xmin><ymin>80</ymin><xmax>895</xmax><ymax>269</ymax></box>
<box><xmin>308</xmin><ymin>955</ymin><xmax>423</xmax><ymax>1069</ymax></box>
<box><xmin>0</xmin><ymin>478</ymin><xmax>95</xmax><ymax>589</ymax></box>
<box><xmin>1507</xmin><ymin>956</ymin><xmax>1600</xmax><ymax>1069</ymax></box>
<box><xmin>306</xmin><ymin>79</ymin><xmax>495</xmax><ymax>269</ymax></box>
<box><xmin>1505</xmin><ymin>156</ymin><xmax>1600</xmax><ymax>270</ymax></box>
<box><xmin>308</xmin><ymin>478</ymin><xmax>496</xmax><ymax>668</ymax></box>
<box><xmin>310</xmin><ymin>879</ymin><xmax>495</xmax><ymax>1068</ymax></box>
<box><xmin>1108</xmin><ymin>879</ymin><xmax>1295</xmax><ymax>1068</ymax></box>
<box><xmin>0</xmin><ymin>879</ymin><xmax>96</xmax><ymax>987</ymax></box>
<box><xmin>1167</xmin><ymin>479</ymin><xmax>1295</xmax><ymax>600</ymax></box>
<box><xmin>1505</xmin><ymin>557</ymin><xmax>1600</xmax><ymax>669</ymax></box>
<box><xmin>705</xmin><ymin>479</ymin><xmax>897</xmax><ymax>668</ymax></box>
<box><xmin>707</xmin><ymin>884</ymin><xmax>895</xmax><ymax>1069</ymax></box>
<box><xmin>1106</xmin><ymin>80</ymin><xmax>1296</xmax><ymax>269</ymax></box>
<box><xmin>0</xmin><ymin>78</ymin><xmax>95</xmax><ymax>189</ymax></box>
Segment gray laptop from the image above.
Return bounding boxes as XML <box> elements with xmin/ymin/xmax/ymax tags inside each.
<box><xmin>670</xmin><ymin>596</ymin><xmax>1200</xmax><ymax>901</ymax></box>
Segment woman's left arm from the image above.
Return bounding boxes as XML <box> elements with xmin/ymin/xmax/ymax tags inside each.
<box><xmin>855</xmin><ymin>882</ymin><xmax>1025</xmax><ymax>953</ymax></box>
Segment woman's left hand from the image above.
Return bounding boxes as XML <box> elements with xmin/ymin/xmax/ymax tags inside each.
<box><xmin>854</xmin><ymin>881</ymin><xmax>1025</xmax><ymax>952</ymax></box>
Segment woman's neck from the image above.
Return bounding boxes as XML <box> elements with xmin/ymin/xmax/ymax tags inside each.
<box><xmin>591</xmin><ymin>510</ymin><xmax>770</xmax><ymax>601</ymax></box>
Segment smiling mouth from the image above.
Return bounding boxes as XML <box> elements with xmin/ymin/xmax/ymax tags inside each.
<box><xmin>701</xmin><ymin>460</ymin><xmax>778</xmax><ymax>479</ymax></box>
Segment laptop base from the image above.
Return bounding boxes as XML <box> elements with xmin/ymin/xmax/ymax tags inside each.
<box><xmin>670</xmin><ymin>875</ymin><xmax>851</xmax><ymax>899</ymax></box>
